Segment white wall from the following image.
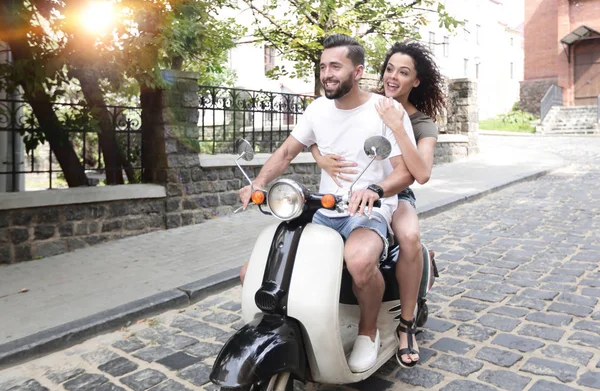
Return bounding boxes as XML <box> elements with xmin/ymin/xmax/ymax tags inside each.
<box><xmin>419</xmin><ymin>0</ymin><xmax>524</xmax><ymax>119</ymax></box>
<box><xmin>224</xmin><ymin>3</ymin><xmax>314</xmax><ymax>94</ymax></box>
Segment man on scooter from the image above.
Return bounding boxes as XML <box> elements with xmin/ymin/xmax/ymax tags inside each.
<box><xmin>239</xmin><ymin>33</ymin><xmax>417</xmax><ymax>373</ymax></box>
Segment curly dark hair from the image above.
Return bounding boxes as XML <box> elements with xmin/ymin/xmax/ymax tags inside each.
<box><xmin>379</xmin><ymin>41</ymin><xmax>445</xmax><ymax>120</ymax></box>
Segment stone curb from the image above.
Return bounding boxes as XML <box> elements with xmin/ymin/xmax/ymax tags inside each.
<box><xmin>0</xmin><ymin>164</ymin><xmax>562</xmax><ymax>370</ymax></box>
<box><xmin>178</xmin><ymin>267</ymin><xmax>241</xmax><ymax>303</ymax></box>
<box><xmin>480</xmin><ymin>130</ymin><xmax>600</xmax><ymax>137</ymax></box>
<box><xmin>0</xmin><ymin>270</ymin><xmax>239</xmax><ymax>370</ymax></box>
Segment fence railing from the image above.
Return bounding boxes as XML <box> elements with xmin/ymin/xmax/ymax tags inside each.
<box><xmin>0</xmin><ymin>86</ymin><xmax>313</xmax><ymax>191</ymax></box>
<box><xmin>0</xmin><ymin>99</ymin><xmax>142</xmax><ymax>190</ymax></box>
<box><xmin>540</xmin><ymin>84</ymin><xmax>563</xmax><ymax>122</ymax></box>
<box><xmin>198</xmin><ymin>86</ymin><xmax>314</xmax><ymax>154</ymax></box>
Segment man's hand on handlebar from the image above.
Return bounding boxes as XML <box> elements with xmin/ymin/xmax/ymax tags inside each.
<box><xmin>348</xmin><ymin>189</ymin><xmax>380</xmax><ymax>217</ymax></box>
<box><xmin>239</xmin><ymin>184</ymin><xmax>253</xmax><ymax>210</ymax></box>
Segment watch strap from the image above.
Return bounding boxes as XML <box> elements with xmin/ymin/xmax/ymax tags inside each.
<box><xmin>367</xmin><ymin>184</ymin><xmax>384</xmax><ymax>198</ymax></box>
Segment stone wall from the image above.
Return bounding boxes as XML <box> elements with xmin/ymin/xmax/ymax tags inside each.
<box><xmin>446</xmin><ymin>78</ymin><xmax>479</xmax><ymax>156</ymax></box>
<box><xmin>164</xmin><ymin>161</ymin><xmax>320</xmax><ymax>228</ymax></box>
<box><xmin>155</xmin><ymin>70</ymin><xmax>322</xmax><ymax>228</ymax></box>
<box><xmin>434</xmin><ymin>140</ymin><xmax>468</xmax><ymax>164</ymax></box>
<box><xmin>520</xmin><ymin>78</ymin><xmax>558</xmax><ymax>115</ymax></box>
<box><xmin>0</xmin><ymin>199</ymin><xmax>165</xmax><ymax>264</ymax></box>
<box><xmin>359</xmin><ymin>73</ymin><xmax>380</xmax><ymax>92</ymax></box>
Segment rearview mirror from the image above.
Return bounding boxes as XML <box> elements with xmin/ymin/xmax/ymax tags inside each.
<box><xmin>235</xmin><ymin>139</ymin><xmax>254</xmax><ymax>161</ymax></box>
<box><xmin>364</xmin><ymin>136</ymin><xmax>391</xmax><ymax>161</ymax></box>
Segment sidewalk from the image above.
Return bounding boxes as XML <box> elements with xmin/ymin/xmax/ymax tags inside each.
<box><xmin>0</xmin><ymin>135</ymin><xmax>565</xmax><ymax>368</ymax></box>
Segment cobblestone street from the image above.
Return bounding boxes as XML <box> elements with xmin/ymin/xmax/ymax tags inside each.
<box><xmin>1</xmin><ymin>137</ymin><xmax>600</xmax><ymax>391</ymax></box>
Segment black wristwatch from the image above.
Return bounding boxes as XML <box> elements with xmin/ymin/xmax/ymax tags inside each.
<box><xmin>367</xmin><ymin>184</ymin><xmax>384</xmax><ymax>199</ymax></box>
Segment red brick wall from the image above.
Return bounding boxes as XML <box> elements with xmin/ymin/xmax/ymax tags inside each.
<box><xmin>570</xmin><ymin>0</ymin><xmax>600</xmax><ymax>31</ymax></box>
<box><xmin>524</xmin><ymin>0</ymin><xmax>558</xmax><ymax>80</ymax></box>
<box><xmin>557</xmin><ymin>0</ymin><xmax>572</xmax><ymax>104</ymax></box>
<box><xmin>524</xmin><ymin>0</ymin><xmax>600</xmax><ymax>105</ymax></box>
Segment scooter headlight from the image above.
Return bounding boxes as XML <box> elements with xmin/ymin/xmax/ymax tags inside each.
<box><xmin>267</xmin><ymin>179</ymin><xmax>305</xmax><ymax>220</ymax></box>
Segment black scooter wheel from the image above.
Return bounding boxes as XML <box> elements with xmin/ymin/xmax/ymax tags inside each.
<box><xmin>416</xmin><ymin>302</ymin><xmax>429</xmax><ymax>327</ymax></box>
<box><xmin>221</xmin><ymin>374</ymin><xmax>293</xmax><ymax>391</ymax></box>
<box><xmin>253</xmin><ymin>378</ymin><xmax>293</xmax><ymax>391</ymax></box>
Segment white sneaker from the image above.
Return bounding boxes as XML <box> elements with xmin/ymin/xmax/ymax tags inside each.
<box><xmin>348</xmin><ymin>329</ymin><xmax>380</xmax><ymax>373</ymax></box>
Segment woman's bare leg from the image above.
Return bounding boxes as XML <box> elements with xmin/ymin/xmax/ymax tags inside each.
<box><xmin>392</xmin><ymin>202</ymin><xmax>423</xmax><ymax>364</ymax></box>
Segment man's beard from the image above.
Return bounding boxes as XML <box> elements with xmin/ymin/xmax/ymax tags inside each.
<box><xmin>322</xmin><ymin>75</ymin><xmax>354</xmax><ymax>100</ymax></box>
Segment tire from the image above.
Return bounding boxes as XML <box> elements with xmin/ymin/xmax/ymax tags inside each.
<box><xmin>221</xmin><ymin>373</ymin><xmax>293</xmax><ymax>391</ymax></box>
<box><xmin>416</xmin><ymin>301</ymin><xmax>429</xmax><ymax>327</ymax></box>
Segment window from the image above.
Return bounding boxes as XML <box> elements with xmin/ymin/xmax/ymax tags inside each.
<box><xmin>463</xmin><ymin>20</ymin><xmax>469</xmax><ymax>41</ymax></box>
<box><xmin>443</xmin><ymin>36</ymin><xmax>449</xmax><ymax>57</ymax></box>
<box><xmin>264</xmin><ymin>46</ymin><xmax>276</xmax><ymax>73</ymax></box>
<box><xmin>429</xmin><ymin>32</ymin><xmax>435</xmax><ymax>50</ymax></box>
<box><xmin>510</xmin><ymin>37</ymin><xmax>514</xmax><ymax>46</ymax></box>
<box><xmin>510</xmin><ymin>62</ymin><xmax>514</xmax><ymax>79</ymax></box>
<box><xmin>464</xmin><ymin>58</ymin><xmax>469</xmax><ymax>77</ymax></box>
<box><xmin>476</xmin><ymin>24</ymin><xmax>481</xmax><ymax>45</ymax></box>
<box><xmin>413</xmin><ymin>26</ymin><xmax>420</xmax><ymax>38</ymax></box>
<box><xmin>475</xmin><ymin>63</ymin><xmax>480</xmax><ymax>79</ymax></box>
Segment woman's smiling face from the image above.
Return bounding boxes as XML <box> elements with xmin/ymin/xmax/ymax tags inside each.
<box><xmin>383</xmin><ymin>53</ymin><xmax>420</xmax><ymax>99</ymax></box>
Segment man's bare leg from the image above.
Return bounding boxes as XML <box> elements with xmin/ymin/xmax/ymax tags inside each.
<box><xmin>344</xmin><ymin>228</ymin><xmax>385</xmax><ymax>340</ymax></box>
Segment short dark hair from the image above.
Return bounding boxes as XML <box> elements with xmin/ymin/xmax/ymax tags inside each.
<box><xmin>322</xmin><ymin>34</ymin><xmax>365</xmax><ymax>66</ymax></box>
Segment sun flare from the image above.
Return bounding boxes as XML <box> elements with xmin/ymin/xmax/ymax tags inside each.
<box><xmin>80</xmin><ymin>1</ymin><xmax>115</xmax><ymax>34</ymax></box>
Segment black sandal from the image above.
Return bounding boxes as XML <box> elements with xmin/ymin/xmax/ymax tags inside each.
<box><xmin>395</xmin><ymin>317</ymin><xmax>420</xmax><ymax>368</ymax></box>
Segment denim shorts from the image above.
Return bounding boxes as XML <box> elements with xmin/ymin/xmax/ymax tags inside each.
<box><xmin>312</xmin><ymin>211</ymin><xmax>389</xmax><ymax>260</ymax></box>
<box><xmin>398</xmin><ymin>187</ymin><xmax>416</xmax><ymax>208</ymax></box>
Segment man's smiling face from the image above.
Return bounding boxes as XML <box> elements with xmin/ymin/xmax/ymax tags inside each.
<box><xmin>319</xmin><ymin>46</ymin><xmax>360</xmax><ymax>100</ymax></box>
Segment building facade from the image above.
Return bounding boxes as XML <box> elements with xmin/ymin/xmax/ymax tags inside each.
<box><xmin>521</xmin><ymin>0</ymin><xmax>600</xmax><ymax>113</ymax></box>
<box><xmin>418</xmin><ymin>0</ymin><xmax>524</xmax><ymax>119</ymax></box>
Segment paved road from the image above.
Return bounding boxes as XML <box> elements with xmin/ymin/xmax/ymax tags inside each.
<box><xmin>1</xmin><ymin>135</ymin><xmax>600</xmax><ymax>391</ymax></box>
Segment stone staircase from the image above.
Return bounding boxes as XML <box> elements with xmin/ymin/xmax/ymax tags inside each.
<box><xmin>538</xmin><ymin>105</ymin><xmax>599</xmax><ymax>134</ymax></box>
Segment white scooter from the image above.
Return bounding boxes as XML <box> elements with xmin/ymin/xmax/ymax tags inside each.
<box><xmin>210</xmin><ymin>138</ymin><xmax>438</xmax><ymax>391</ymax></box>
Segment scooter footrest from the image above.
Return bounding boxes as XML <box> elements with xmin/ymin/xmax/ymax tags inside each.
<box><xmin>388</xmin><ymin>303</ymin><xmax>401</xmax><ymax>314</ymax></box>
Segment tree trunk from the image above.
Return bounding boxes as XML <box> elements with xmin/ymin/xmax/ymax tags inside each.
<box><xmin>23</xmin><ymin>92</ymin><xmax>89</xmax><ymax>187</ymax></box>
<box><xmin>117</xmin><ymin>149</ymin><xmax>139</xmax><ymax>183</ymax></box>
<box><xmin>313</xmin><ymin>60</ymin><xmax>322</xmax><ymax>96</ymax></box>
<box><xmin>69</xmin><ymin>67</ymin><xmax>124</xmax><ymax>185</ymax></box>
<box><xmin>171</xmin><ymin>56</ymin><xmax>184</xmax><ymax>70</ymax></box>
<box><xmin>0</xmin><ymin>3</ymin><xmax>88</xmax><ymax>187</ymax></box>
<box><xmin>140</xmin><ymin>84</ymin><xmax>169</xmax><ymax>184</ymax></box>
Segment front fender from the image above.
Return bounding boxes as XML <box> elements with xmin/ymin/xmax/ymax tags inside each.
<box><xmin>210</xmin><ymin>314</ymin><xmax>307</xmax><ymax>388</ymax></box>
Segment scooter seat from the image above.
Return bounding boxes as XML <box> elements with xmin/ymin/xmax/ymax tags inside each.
<box><xmin>339</xmin><ymin>244</ymin><xmax>401</xmax><ymax>305</ymax></box>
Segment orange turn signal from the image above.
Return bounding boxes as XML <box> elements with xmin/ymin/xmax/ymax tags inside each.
<box><xmin>321</xmin><ymin>194</ymin><xmax>336</xmax><ymax>209</ymax></box>
<box><xmin>251</xmin><ymin>190</ymin><xmax>265</xmax><ymax>205</ymax></box>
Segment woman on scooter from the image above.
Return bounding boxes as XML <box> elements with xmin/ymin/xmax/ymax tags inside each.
<box><xmin>311</xmin><ymin>40</ymin><xmax>444</xmax><ymax>368</ymax></box>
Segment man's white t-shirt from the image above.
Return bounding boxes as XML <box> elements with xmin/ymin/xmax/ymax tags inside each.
<box><xmin>291</xmin><ymin>93</ymin><xmax>417</xmax><ymax>224</ymax></box>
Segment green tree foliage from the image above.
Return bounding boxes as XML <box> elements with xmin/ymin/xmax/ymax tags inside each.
<box><xmin>0</xmin><ymin>0</ymin><xmax>243</xmax><ymax>186</ymax></box>
<box><xmin>244</xmin><ymin>0</ymin><xmax>460</xmax><ymax>95</ymax></box>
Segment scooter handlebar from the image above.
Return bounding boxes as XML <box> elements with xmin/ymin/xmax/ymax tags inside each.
<box><xmin>309</xmin><ymin>193</ymin><xmax>382</xmax><ymax>210</ymax></box>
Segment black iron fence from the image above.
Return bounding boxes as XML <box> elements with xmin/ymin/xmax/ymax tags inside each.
<box><xmin>0</xmin><ymin>86</ymin><xmax>313</xmax><ymax>191</ymax></box>
<box><xmin>198</xmin><ymin>86</ymin><xmax>314</xmax><ymax>154</ymax></box>
<box><xmin>0</xmin><ymin>99</ymin><xmax>142</xmax><ymax>190</ymax></box>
